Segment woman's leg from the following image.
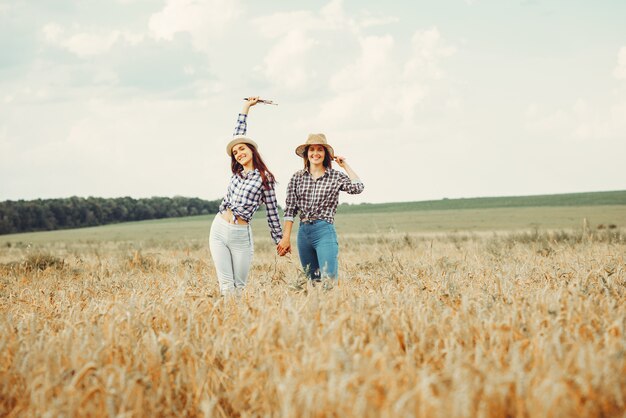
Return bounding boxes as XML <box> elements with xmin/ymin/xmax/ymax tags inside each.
<box><xmin>209</xmin><ymin>216</ymin><xmax>236</xmax><ymax>294</ymax></box>
<box><xmin>310</xmin><ymin>221</ymin><xmax>339</xmax><ymax>280</ymax></box>
<box><xmin>230</xmin><ymin>226</ymin><xmax>254</xmax><ymax>289</ymax></box>
<box><xmin>297</xmin><ymin>223</ymin><xmax>320</xmax><ymax>280</ymax></box>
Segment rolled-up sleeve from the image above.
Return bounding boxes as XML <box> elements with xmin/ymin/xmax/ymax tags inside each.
<box><xmin>339</xmin><ymin>173</ymin><xmax>364</xmax><ymax>195</ymax></box>
<box><xmin>262</xmin><ymin>184</ymin><xmax>283</xmax><ymax>244</ymax></box>
<box><xmin>233</xmin><ymin>113</ymin><xmax>247</xmax><ymax>136</ymax></box>
<box><xmin>283</xmin><ymin>174</ymin><xmax>299</xmax><ymax>222</ymax></box>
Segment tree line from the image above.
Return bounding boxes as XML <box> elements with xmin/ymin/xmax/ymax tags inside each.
<box><xmin>0</xmin><ymin>196</ymin><xmax>223</xmax><ymax>235</ymax></box>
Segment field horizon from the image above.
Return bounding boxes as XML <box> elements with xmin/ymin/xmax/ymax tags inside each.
<box><xmin>1</xmin><ymin>189</ymin><xmax>625</xmax><ymax>246</ymax></box>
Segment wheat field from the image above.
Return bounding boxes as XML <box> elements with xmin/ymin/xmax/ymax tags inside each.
<box><xmin>1</xmin><ymin>229</ymin><xmax>625</xmax><ymax>417</ymax></box>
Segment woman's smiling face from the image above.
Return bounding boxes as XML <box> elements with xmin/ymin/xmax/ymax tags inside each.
<box><xmin>232</xmin><ymin>143</ymin><xmax>253</xmax><ymax>167</ymax></box>
<box><xmin>307</xmin><ymin>144</ymin><xmax>326</xmax><ymax>166</ymax></box>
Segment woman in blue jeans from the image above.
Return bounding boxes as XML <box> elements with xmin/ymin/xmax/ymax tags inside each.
<box><xmin>277</xmin><ymin>134</ymin><xmax>364</xmax><ymax>281</ymax></box>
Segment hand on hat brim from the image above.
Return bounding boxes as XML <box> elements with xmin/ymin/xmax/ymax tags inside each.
<box><xmin>334</xmin><ymin>155</ymin><xmax>346</xmax><ymax>168</ymax></box>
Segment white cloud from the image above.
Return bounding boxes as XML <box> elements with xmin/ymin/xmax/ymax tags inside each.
<box><xmin>252</xmin><ymin>0</ymin><xmax>348</xmax><ymax>38</ymax></box>
<box><xmin>525</xmin><ymin>98</ymin><xmax>626</xmax><ymax>141</ymax></box>
<box><xmin>42</xmin><ymin>23</ymin><xmax>144</xmax><ymax>57</ymax></box>
<box><xmin>316</xmin><ymin>27</ymin><xmax>456</xmax><ymax>128</ymax></box>
<box><xmin>0</xmin><ymin>2</ymin><xmax>10</xmax><ymax>15</ymax></box>
<box><xmin>358</xmin><ymin>15</ymin><xmax>399</xmax><ymax>29</ymax></box>
<box><xmin>254</xmin><ymin>11</ymin><xmax>325</xmax><ymax>39</ymax></box>
<box><xmin>319</xmin><ymin>0</ymin><xmax>346</xmax><ymax>28</ymax></box>
<box><xmin>319</xmin><ymin>35</ymin><xmax>402</xmax><ymax>125</ymax></box>
<box><xmin>253</xmin><ymin>0</ymin><xmax>455</xmax><ymax>127</ymax></box>
<box><xmin>8</xmin><ymin>98</ymin><xmax>225</xmax><ymax>199</ymax></box>
<box><xmin>254</xmin><ymin>0</ymin><xmax>394</xmax><ymax>39</ymax></box>
<box><xmin>42</xmin><ymin>23</ymin><xmax>63</xmax><ymax>43</ymax></box>
<box><xmin>330</xmin><ymin>35</ymin><xmax>395</xmax><ymax>91</ymax></box>
<box><xmin>148</xmin><ymin>0</ymin><xmax>241</xmax><ymax>52</ymax></box>
<box><xmin>63</xmin><ymin>32</ymin><xmax>120</xmax><ymax>56</ymax></box>
<box><xmin>256</xmin><ymin>31</ymin><xmax>318</xmax><ymax>90</ymax></box>
<box><xmin>529</xmin><ymin>45</ymin><xmax>626</xmax><ymax>142</ymax></box>
<box><xmin>525</xmin><ymin>103</ymin><xmax>576</xmax><ymax>138</ymax></box>
<box><xmin>614</xmin><ymin>46</ymin><xmax>626</xmax><ymax>80</ymax></box>
<box><xmin>252</xmin><ymin>0</ymin><xmax>399</xmax><ymax>91</ymax></box>
<box><xmin>251</xmin><ymin>2</ymin><xmax>348</xmax><ymax>91</ymax></box>
<box><xmin>405</xmin><ymin>28</ymin><xmax>457</xmax><ymax>80</ymax></box>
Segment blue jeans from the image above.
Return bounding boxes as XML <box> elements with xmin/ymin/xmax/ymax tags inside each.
<box><xmin>297</xmin><ymin>220</ymin><xmax>339</xmax><ymax>280</ymax></box>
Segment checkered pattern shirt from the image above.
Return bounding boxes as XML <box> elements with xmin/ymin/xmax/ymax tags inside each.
<box><xmin>233</xmin><ymin>113</ymin><xmax>247</xmax><ymax>136</ymax></box>
<box><xmin>218</xmin><ymin>113</ymin><xmax>283</xmax><ymax>244</ymax></box>
<box><xmin>284</xmin><ymin>168</ymin><xmax>364</xmax><ymax>224</ymax></box>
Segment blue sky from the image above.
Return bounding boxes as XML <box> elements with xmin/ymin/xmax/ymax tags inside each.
<box><xmin>1</xmin><ymin>0</ymin><xmax>625</xmax><ymax>204</ymax></box>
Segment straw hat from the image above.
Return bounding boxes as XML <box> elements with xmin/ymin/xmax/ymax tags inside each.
<box><xmin>226</xmin><ymin>135</ymin><xmax>258</xmax><ymax>156</ymax></box>
<box><xmin>295</xmin><ymin>133</ymin><xmax>335</xmax><ymax>159</ymax></box>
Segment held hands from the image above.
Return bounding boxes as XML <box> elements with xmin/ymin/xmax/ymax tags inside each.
<box><xmin>276</xmin><ymin>237</ymin><xmax>291</xmax><ymax>257</ymax></box>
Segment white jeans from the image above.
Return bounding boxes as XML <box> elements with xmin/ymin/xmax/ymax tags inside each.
<box><xmin>209</xmin><ymin>214</ymin><xmax>254</xmax><ymax>295</ymax></box>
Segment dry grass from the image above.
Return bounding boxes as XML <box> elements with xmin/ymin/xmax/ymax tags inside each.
<box><xmin>0</xmin><ymin>231</ymin><xmax>625</xmax><ymax>417</ymax></box>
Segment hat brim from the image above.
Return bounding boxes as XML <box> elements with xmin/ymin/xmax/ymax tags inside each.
<box><xmin>226</xmin><ymin>136</ymin><xmax>258</xmax><ymax>156</ymax></box>
<box><xmin>295</xmin><ymin>143</ymin><xmax>335</xmax><ymax>159</ymax></box>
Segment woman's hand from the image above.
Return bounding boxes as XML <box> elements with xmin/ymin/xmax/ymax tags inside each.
<box><xmin>277</xmin><ymin>236</ymin><xmax>291</xmax><ymax>256</ymax></box>
<box><xmin>335</xmin><ymin>155</ymin><xmax>361</xmax><ymax>182</ymax></box>
<box><xmin>334</xmin><ymin>155</ymin><xmax>347</xmax><ymax>168</ymax></box>
<box><xmin>242</xmin><ymin>96</ymin><xmax>260</xmax><ymax>114</ymax></box>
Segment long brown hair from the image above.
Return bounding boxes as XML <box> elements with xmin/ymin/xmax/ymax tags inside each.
<box><xmin>230</xmin><ymin>144</ymin><xmax>275</xmax><ymax>190</ymax></box>
<box><xmin>303</xmin><ymin>145</ymin><xmax>333</xmax><ymax>170</ymax></box>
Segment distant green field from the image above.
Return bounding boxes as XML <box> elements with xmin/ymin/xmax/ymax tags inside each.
<box><xmin>336</xmin><ymin>190</ymin><xmax>626</xmax><ymax>214</ymax></box>
<box><xmin>1</xmin><ymin>204</ymin><xmax>623</xmax><ymax>247</ymax></box>
<box><xmin>335</xmin><ymin>205</ymin><xmax>625</xmax><ymax>235</ymax></box>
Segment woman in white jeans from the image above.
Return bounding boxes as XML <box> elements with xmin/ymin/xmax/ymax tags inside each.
<box><xmin>209</xmin><ymin>97</ymin><xmax>283</xmax><ymax>295</ymax></box>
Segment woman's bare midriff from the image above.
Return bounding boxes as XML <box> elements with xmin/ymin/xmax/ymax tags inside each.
<box><xmin>221</xmin><ymin>209</ymin><xmax>248</xmax><ymax>225</ymax></box>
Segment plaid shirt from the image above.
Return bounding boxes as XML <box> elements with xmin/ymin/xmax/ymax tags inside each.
<box><xmin>284</xmin><ymin>168</ymin><xmax>364</xmax><ymax>224</ymax></box>
<box><xmin>218</xmin><ymin>113</ymin><xmax>283</xmax><ymax>244</ymax></box>
<box><xmin>233</xmin><ymin>113</ymin><xmax>247</xmax><ymax>136</ymax></box>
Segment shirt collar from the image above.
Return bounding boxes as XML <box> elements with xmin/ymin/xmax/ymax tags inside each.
<box><xmin>305</xmin><ymin>167</ymin><xmax>329</xmax><ymax>179</ymax></box>
<box><xmin>241</xmin><ymin>168</ymin><xmax>260</xmax><ymax>178</ymax></box>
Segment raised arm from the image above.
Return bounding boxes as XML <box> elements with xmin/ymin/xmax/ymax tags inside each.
<box><xmin>233</xmin><ymin>96</ymin><xmax>260</xmax><ymax>136</ymax></box>
<box><xmin>335</xmin><ymin>156</ymin><xmax>364</xmax><ymax>194</ymax></box>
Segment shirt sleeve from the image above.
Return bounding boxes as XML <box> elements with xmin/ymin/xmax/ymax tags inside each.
<box><xmin>283</xmin><ymin>173</ymin><xmax>300</xmax><ymax>222</ymax></box>
<box><xmin>262</xmin><ymin>183</ymin><xmax>283</xmax><ymax>244</ymax></box>
<box><xmin>234</xmin><ymin>113</ymin><xmax>247</xmax><ymax>136</ymax></box>
<box><xmin>339</xmin><ymin>172</ymin><xmax>364</xmax><ymax>195</ymax></box>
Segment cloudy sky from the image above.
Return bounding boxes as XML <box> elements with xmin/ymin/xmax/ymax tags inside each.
<box><xmin>1</xmin><ymin>0</ymin><xmax>625</xmax><ymax>205</ymax></box>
